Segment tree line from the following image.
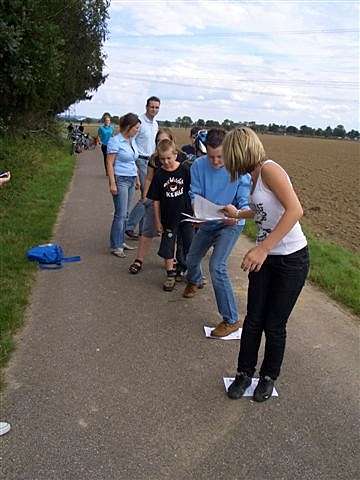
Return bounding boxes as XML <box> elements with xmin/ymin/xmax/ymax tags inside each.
<box><xmin>163</xmin><ymin>117</ymin><xmax>359</xmax><ymax>140</ymax></box>
<box><xmin>81</xmin><ymin>115</ymin><xmax>358</xmax><ymax>141</ymax></box>
<box><xmin>0</xmin><ymin>0</ymin><xmax>110</xmax><ymax>133</ymax></box>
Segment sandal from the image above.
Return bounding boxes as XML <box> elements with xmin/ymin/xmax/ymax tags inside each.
<box><xmin>129</xmin><ymin>259</ymin><xmax>143</xmax><ymax>274</ymax></box>
<box><xmin>163</xmin><ymin>276</ymin><xmax>176</xmax><ymax>292</ymax></box>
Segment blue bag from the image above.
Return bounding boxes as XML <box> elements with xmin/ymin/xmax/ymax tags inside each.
<box><xmin>26</xmin><ymin>243</ymin><xmax>81</xmax><ymax>269</ymax></box>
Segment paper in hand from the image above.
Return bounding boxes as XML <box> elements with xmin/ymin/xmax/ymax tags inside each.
<box><xmin>182</xmin><ymin>194</ymin><xmax>226</xmax><ymax>222</ymax></box>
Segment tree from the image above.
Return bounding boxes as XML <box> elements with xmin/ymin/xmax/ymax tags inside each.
<box><xmin>0</xmin><ymin>0</ymin><xmax>110</xmax><ymax>129</ymax></box>
<box><xmin>315</xmin><ymin>128</ymin><xmax>324</xmax><ymax>137</ymax></box>
<box><xmin>196</xmin><ymin>118</ymin><xmax>205</xmax><ymax>127</ymax></box>
<box><xmin>222</xmin><ymin>119</ymin><xmax>235</xmax><ymax>130</ymax></box>
<box><xmin>181</xmin><ymin>116</ymin><xmax>192</xmax><ymax>128</ymax></box>
<box><xmin>175</xmin><ymin>117</ymin><xmax>182</xmax><ymax>127</ymax></box>
<box><xmin>300</xmin><ymin>125</ymin><xmax>314</xmax><ymax>136</ymax></box>
<box><xmin>347</xmin><ymin>129</ymin><xmax>359</xmax><ymax>140</ymax></box>
<box><xmin>268</xmin><ymin>123</ymin><xmax>279</xmax><ymax>133</ymax></box>
<box><xmin>333</xmin><ymin>124</ymin><xmax>346</xmax><ymax>138</ymax></box>
<box><xmin>286</xmin><ymin>126</ymin><xmax>298</xmax><ymax>135</ymax></box>
<box><xmin>324</xmin><ymin>126</ymin><xmax>333</xmax><ymax>137</ymax></box>
<box><xmin>205</xmin><ymin>119</ymin><xmax>220</xmax><ymax>128</ymax></box>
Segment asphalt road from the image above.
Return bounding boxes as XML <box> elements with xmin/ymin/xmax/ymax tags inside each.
<box><xmin>1</xmin><ymin>148</ymin><xmax>359</xmax><ymax>480</ymax></box>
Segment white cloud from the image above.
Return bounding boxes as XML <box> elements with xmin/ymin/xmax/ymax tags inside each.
<box><xmin>74</xmin><ymin>0</ymin><xmax>359</xmax><ymax>129</ymax></box>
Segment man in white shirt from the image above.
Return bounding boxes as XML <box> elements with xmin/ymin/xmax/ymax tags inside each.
<box><xmin>126</xmin><ymin>96</ymin><xmax>160</xmax><ymax>239</ymax></box>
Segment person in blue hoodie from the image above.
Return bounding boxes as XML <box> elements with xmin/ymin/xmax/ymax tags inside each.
<box><xmin>183</xmin><ymin>128</ymin><xmax>251</xmax><ymax>337</ymax></box>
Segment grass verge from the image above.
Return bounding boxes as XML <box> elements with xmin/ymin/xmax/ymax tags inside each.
<box><xmin>244</xmin><ymin>221</ymin><xmax>360</xmax><ymax>316</ymax></box>
<box><xmin>0</xmin><ymin>134</ymin><xmax>75</xmax><ymax>382</ymax></box>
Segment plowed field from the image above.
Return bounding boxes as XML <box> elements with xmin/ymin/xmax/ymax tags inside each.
<box><xmin>175</xmin><ymin>129</ymin><xmax>359</xmax><ymax>252</ymax></box>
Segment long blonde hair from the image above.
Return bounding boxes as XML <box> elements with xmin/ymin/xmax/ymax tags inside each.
<box><xmin>223</xmin><ymin>127</ymin><xmax>266</xmax><ymax>181</ymax></box>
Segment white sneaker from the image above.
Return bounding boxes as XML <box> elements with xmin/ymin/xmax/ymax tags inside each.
<box><xmin>0</xmin><ymin>422</ymin><xmax>11</xmax><ymax>436</ymax></box>
<box><xmin>110</xmin><ymin>248</ymin><xmax>126</xmax><ymax>258</ymax></box>
<box><xmin>123</xmin><ymin>243</ymin><xmax>135</xmax><ymax>251</ymax></box>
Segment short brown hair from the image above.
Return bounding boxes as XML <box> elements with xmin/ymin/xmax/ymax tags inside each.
<box><xmin>119</xmin><ymin>113</ymin><xmax>141</xmax><ymax>133</ymax></box>
<box><xmin>205</xmin><ymin>128</ymin><xmax>226</xmax><ymax>149</ymax></box>
<box><xmin>223</xmin><ymin>127</ymin><xmax>266</xmax><ymax>181</ymax></box>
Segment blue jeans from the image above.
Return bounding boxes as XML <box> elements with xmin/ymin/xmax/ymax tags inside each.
<box><xmin>186</xmin><ymin>224</ymin><xmax>243</xmax><ymax>324</ymax></box>
<box><xmin>127</xmin><ymin>200</ymin><xmax>145</xmax><ymax>232</ymax></box>
<box><xmin>127</xmin><ymin>157</ymin><xmax>149</xmax><ymax>232</ymax></box>
<box><xmin>110</xmin><ymin>176</ymin><xmax>136</xmax><ymax>249</ymax></box>
<box><xmin>136</xmin><ymin>157</ymin><xmax>149</xmax><ymax>190</ymax></box>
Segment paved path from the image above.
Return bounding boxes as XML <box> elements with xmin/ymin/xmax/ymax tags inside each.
<box><xmin>1</xmin><ymin>148</ymin><xmax>359</xmax><ymax>480</ymax></box>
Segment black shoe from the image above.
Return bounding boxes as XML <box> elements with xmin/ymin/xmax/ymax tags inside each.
<box><xmin>125</xmin><ymin>230</ymin><xmax>139</xmax><ymax>240</ymax></box>
<box><xmin>227</xmin><ymin>372</ymin><xmax>252</xmax><ymax>399</ymax></box>
<box><xmin>253</xmin><ymin>376</ymin><xmax>274</xmax><ymax>402</ymax></box>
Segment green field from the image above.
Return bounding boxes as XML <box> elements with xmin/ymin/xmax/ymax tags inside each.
<box><xmin>0</xmin><ymin>134</ymin><xmax>75</xmax><ymax>382</ymax></box>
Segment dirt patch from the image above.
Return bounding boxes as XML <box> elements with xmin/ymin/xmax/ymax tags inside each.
<box><xmin>259</xmin><ymin>135</ymin><xmax>359</xmax><ymax>252</ymax></box>
<box><xmin>175</xmin><ymin>129</ymin><xmax>359</xmax><ymax>252</ymax></box>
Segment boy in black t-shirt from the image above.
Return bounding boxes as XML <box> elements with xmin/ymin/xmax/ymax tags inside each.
<box><xmin>147</xmin><ymin>139</ymin><xmax>194</xmax><ymax>291</ymax></box>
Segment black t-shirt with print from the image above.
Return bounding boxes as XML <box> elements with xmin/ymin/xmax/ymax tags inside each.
<box><xmin>147</xmin><ymin>163</ymin><xmax>192</xmax><ymax>228</ymax></box>
<box><xmin>148</xmin><ymin>151</ymin><xmax>187</xmax><ymax>171</ymax></box>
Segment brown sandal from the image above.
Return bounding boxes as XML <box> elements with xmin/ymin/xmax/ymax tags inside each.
<box><xmin>129</xmin><ymin>259</ymin><xmax>143</xmax><ymax>274</ymax></box>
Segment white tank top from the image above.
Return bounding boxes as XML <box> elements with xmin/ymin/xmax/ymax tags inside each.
<box><xmin>250</xmin><ymin>160</ymin><xmax>307</xmax><ymax>255</ymax></box>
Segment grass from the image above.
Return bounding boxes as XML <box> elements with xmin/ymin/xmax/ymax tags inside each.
<box><xmin>244</xmin><ymin>221</ymin><xmax>360</xmax><ymax>316</ymax></box>
<box><xmin>0</xmin><ymin>133</ymin><xmax>75</xmax><ymax>380</ymax></box>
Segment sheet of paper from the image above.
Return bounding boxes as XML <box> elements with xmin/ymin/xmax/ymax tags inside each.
<box><xmin>223</xmin><ymin>377</ymin><xmax>279</xmax><ymax>397</ymax></box>
<box><xmin>182</xmin><ymin>195</ymin><xmax>226</xmax><ymax>222</ymax></box>
<box><xmin>204</xmin><ymin>326</ymin><xmax>242</xmax><ymax>340</ymax></box>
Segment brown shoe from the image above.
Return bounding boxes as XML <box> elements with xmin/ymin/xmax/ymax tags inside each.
<box><xmin>211</xmin><ymin>320</ymin><xmax>241</xmax><ymax>337</ymax></box>
<box><xmin>183</xmin><ymin>283</ymin><xmax>199</xmax><ymax>298</ymax></box>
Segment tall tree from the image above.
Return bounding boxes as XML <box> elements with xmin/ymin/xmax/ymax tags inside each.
<box><xmin>181</xmin><ymin>116</ymin><xmax>192</xmax><ymax>128</ymax></box>
<box><xmin>333</xmin><ymin>124</ymin><xmax>346</xmax><ymax>138</ymax></box>
<box><xmin>0</xmin><ymin>0</ymin><xmax>110</xmax><ymax>129</ymax></box>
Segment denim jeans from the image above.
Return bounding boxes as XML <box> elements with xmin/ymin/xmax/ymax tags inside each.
<box><xmin>127</xmin><ymin>157</ymin><xmax>149</xmax><ymax>232</ymax></box>
<box><xmin>237</xmin><ymin>246</ymin><xmax>309</xmax><ymax>380</ymax></box>
<box><xmin>126</xmin><ymin>200</ymin><xmax>146</xmax><ymax>232</ymax></box>
<box><xmin>136</xmin><ymin>157</ymin><xmax>149</xmax><ymax>191</ymax></box>
<box><xmin>110</xmin><ymin>176</ymin><xmax>136</xmax><ymax>249</ymax></box>
<box><xmin>186</xmin><ymin>223</ymin><xmax>243</xmax><ymax>324</ymax></box>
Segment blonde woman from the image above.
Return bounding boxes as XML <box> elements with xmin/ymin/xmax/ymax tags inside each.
<box><xmin>222</xmin><ymin>127</ymin><xmax>309</xmax><ymax>402</ymax></box>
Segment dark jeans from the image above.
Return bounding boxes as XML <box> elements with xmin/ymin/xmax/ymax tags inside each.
<box><xmin>101</xmin><ymin>144</ymin><xmax>108</xmax><ymax>174</ymax></box>
<box><xmin>237</xmin><ymin>246</ymin><xmax>309</xmax><ymax>380</ymax></box>
<box><xmin>158</xmin><ymin>222</ymin><xmax>194</xmax><ymax>271</ymax></box>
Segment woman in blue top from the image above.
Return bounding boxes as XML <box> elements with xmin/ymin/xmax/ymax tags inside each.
<box><xmin>107</xmin><ymin>113</ymin><xmax>141</xmax><ymax>258</ymax></box>
<box><xmin>98</xmin><ymin>114</ymin><xmax>114</xmax><ymax>175</ymax></box>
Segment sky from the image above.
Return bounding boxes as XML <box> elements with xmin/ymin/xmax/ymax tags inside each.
<box><xmin>73</xmin><ymin>0</ymin><xmax>359</xmax><ymax>130</ymax></box>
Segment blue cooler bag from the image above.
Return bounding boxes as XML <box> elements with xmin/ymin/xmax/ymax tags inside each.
<box><xmin>26</xmin><ymin>243</ymin><xmax>81</xmax><ymax>269</ymax></box>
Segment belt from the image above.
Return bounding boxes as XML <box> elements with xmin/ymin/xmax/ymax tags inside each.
<box><xmin>138</xmin><ymin>155</ymin><xmax>150</xmax><ymax>160</ymax></box>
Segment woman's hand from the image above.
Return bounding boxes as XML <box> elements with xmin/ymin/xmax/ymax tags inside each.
<box><xmin>221</xmin><ymin>204</ymin><xmax>239</xmax><ymax>219</ymax></box>
<box><xmin>241</xmin><ymin>245</ymin><xmax>269</xmax><ymax>272</ymax></box>
<box><xmin>135</xmin><ymin>177</ymin><xmax>141</xmax><ymax>190</ymax></box>
<box><xmin>110</xmin><ymin>183</ymin><xmax>117</xmax><ymax>196</ymax></box>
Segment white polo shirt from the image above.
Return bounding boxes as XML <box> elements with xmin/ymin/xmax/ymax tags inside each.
<box><xmin>135</xmin><ymin>113</ymin><xmax>158</xmax><ymax>157</ymax></box>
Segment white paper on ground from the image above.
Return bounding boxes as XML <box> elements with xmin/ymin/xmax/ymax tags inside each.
<box><xmin>204</xmin><ymin>326</ymin><xmax>242</xmax><ymax>340</ymax></box>
<box><xmin>223</xmin><ymin>377</ymin><xmax>279</xmax><ymax>397</ymax></box>
<box><xmin>182</xmin><ymin>194</ymin><xmax>226</xmax><ymax>222</ymax></box>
